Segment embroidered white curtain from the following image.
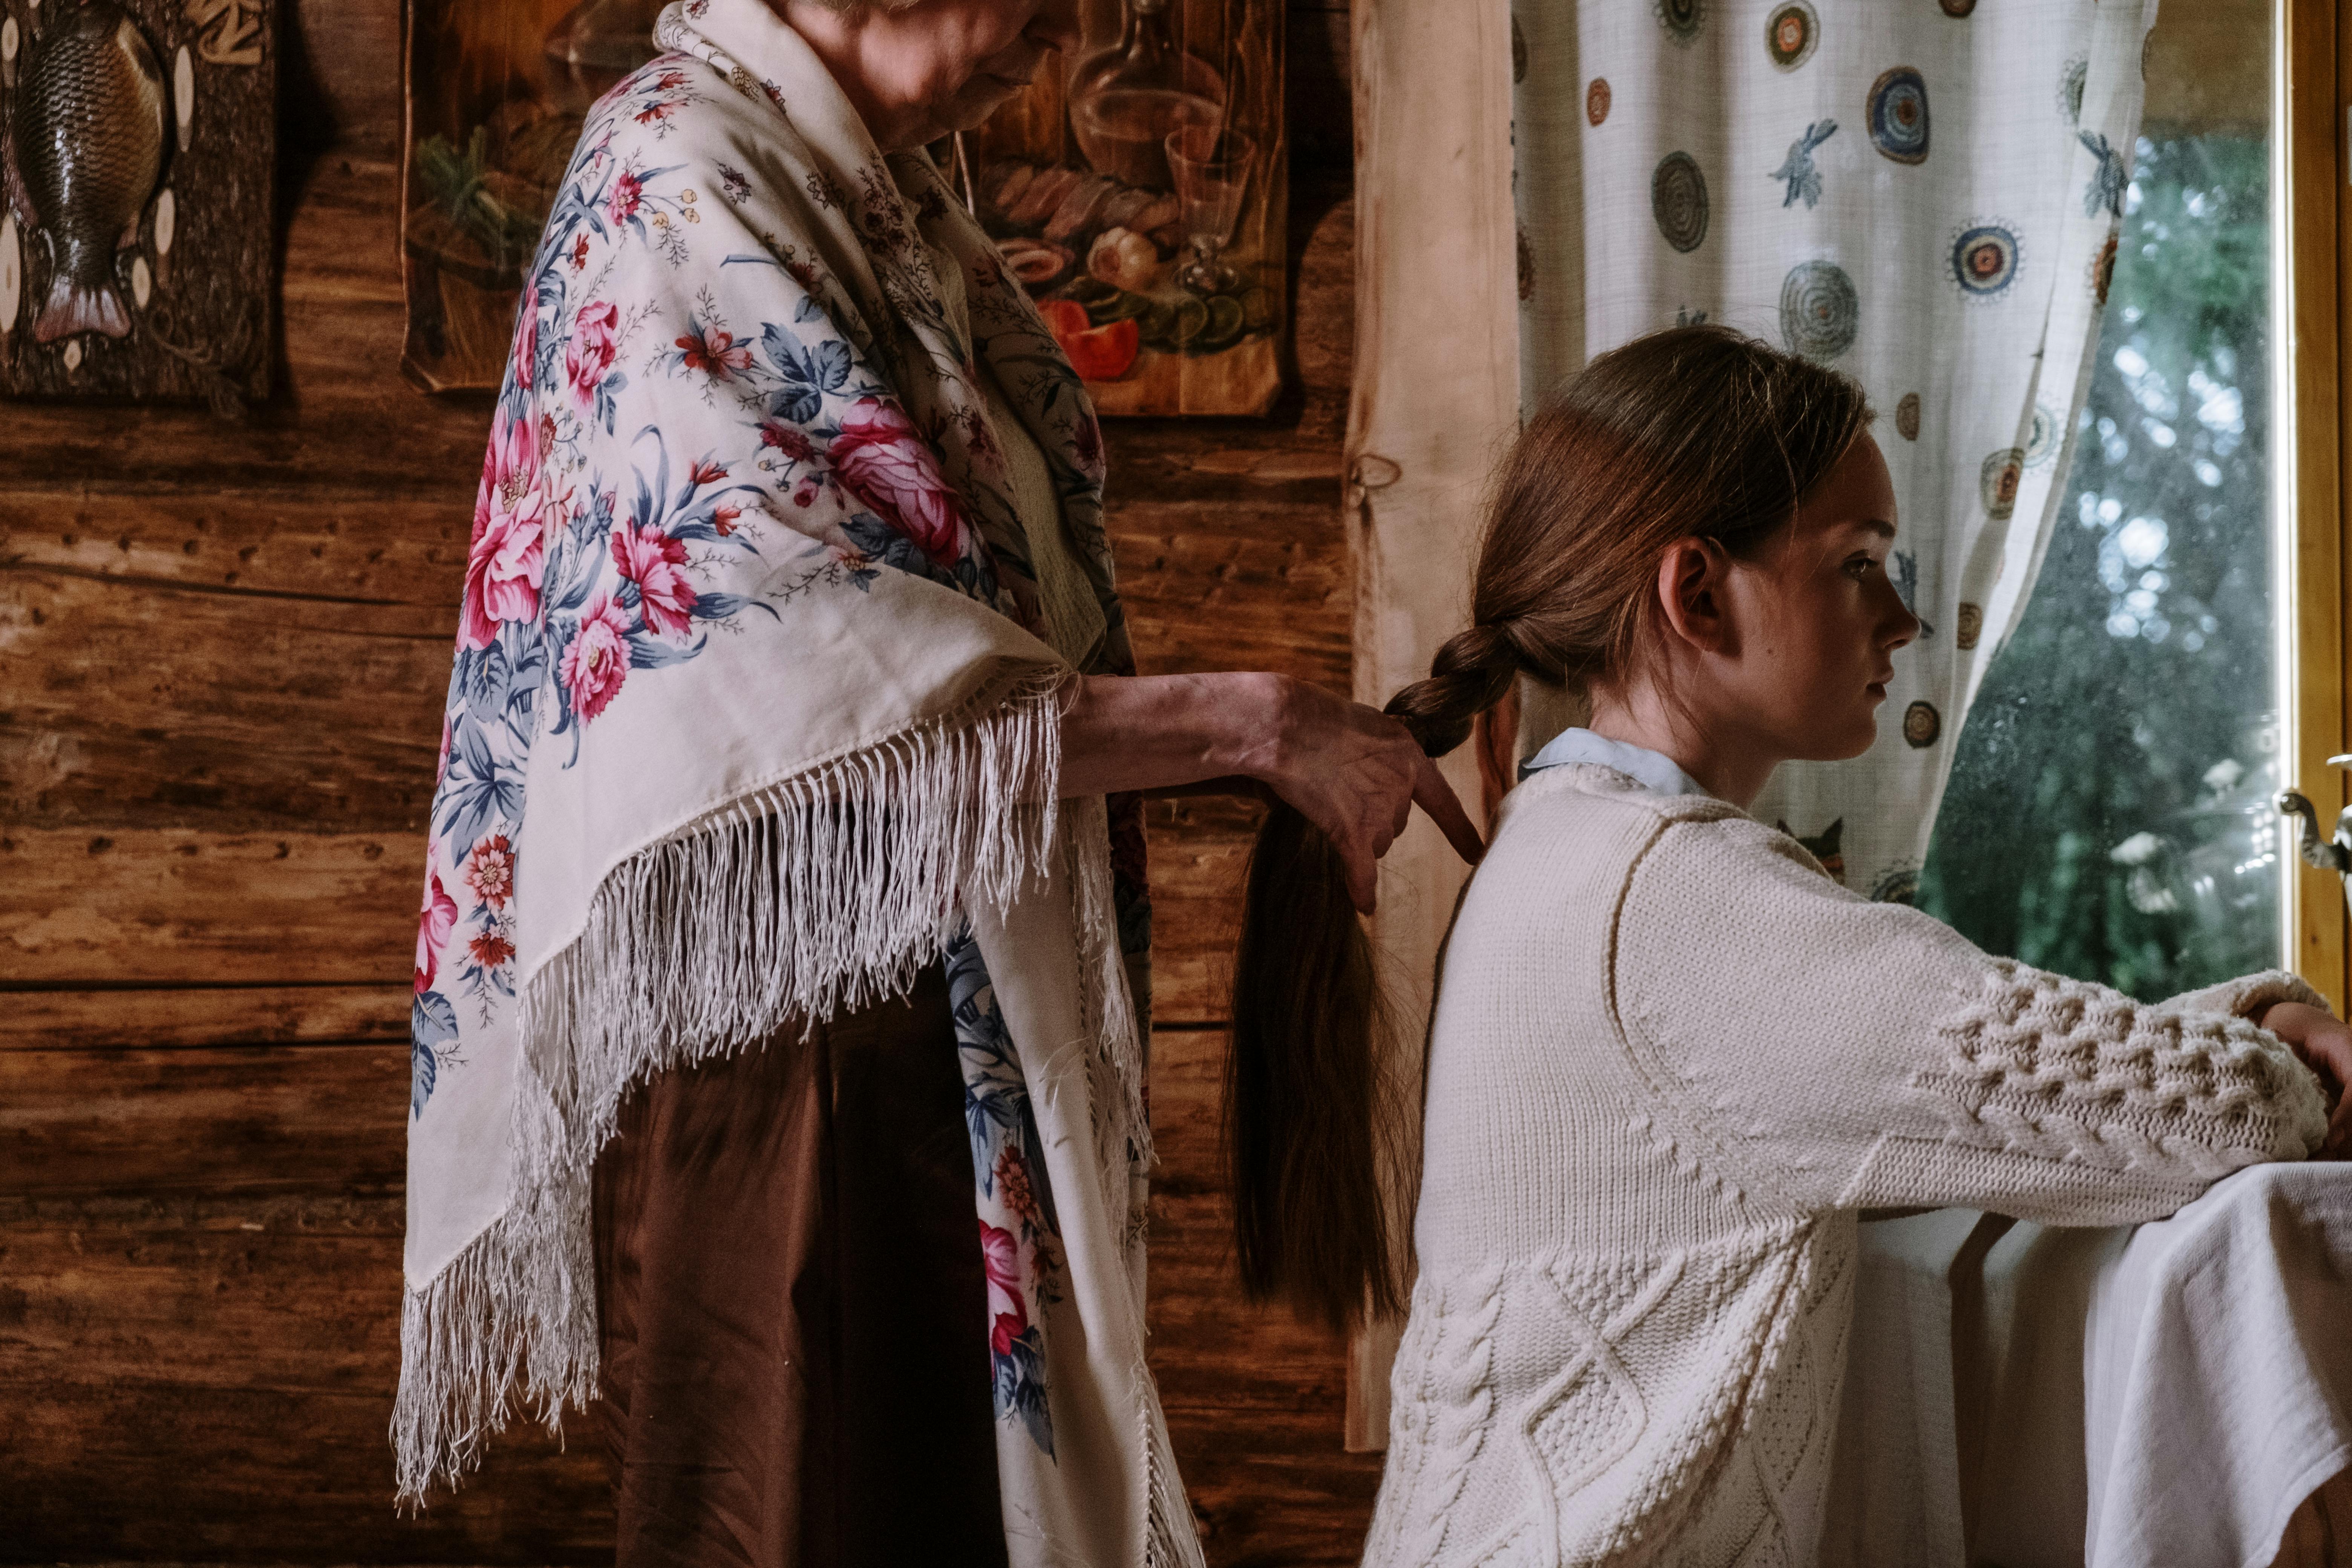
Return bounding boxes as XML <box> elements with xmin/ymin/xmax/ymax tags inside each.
<box><xmin>1513</xmin><ymin>0</ymin><xmax>2160</xmax><ymax>902</ymax></box>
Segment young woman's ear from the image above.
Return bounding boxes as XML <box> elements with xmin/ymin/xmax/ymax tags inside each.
<box><xmin>1654</xmin><ymin>537</ymin><xmax>1735</xmax><ymax>655</ymax></box>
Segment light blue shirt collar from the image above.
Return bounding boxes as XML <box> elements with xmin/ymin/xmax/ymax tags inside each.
<box><xmin>1521</xmin><ymin>727</ymin><xmax>1710</xmax><ymax>799</ymax></box>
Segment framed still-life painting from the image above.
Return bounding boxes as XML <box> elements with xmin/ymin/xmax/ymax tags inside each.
<box><xmin>399</xmin><ymin>0</ymin><xmax>664</xmax><ymax>392</ymax></box>
<box><xmin>966</xmin><ymin>0</ymin><xmax>1288</xmax><ymax>416</ymax></box>
<box><xmin>401</xmin><ymin>0</ymin><xmax>1286</xmax><ymax>414</ymax></box>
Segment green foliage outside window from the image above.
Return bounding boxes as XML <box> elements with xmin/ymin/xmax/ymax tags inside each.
<box><xmin>1919</xmin><ymin>133</ymin><xmax>2281</xmax><ymax>998</ymax></box>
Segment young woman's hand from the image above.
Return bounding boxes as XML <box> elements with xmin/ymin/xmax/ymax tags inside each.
<box><xmin>2254</xmin><ymin>1000</ymin><xmax>2352</xmax><ymax>1159</ymax></box>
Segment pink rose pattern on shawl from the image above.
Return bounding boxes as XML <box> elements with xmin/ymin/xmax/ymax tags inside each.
<box><xmin>414</xmin><ymin>45</ymin><xmax>1135</xmax><ymax>1461</ymax></box>
<box><xmin>981</xmin><ymin>1219</ymin><xmax>1023</xmax><ymax>1312</ymax></box>
<box><xmin>567</xmin><ymin>299</ymin><xmax>621</xmax><ymax>410</ymax></box>
<box><xmin>828</xmin><ymin>397</ymin><xmax>979</xmax><ymax>568</ymax></box>
<box><xmin>415</xmin><ymin>860</ymin><xmax>457</xmax><ymax>994</ymax></box>
<box><xmin>982</xmin><ymin>1220</ymin><xmax>1033</xmax><ymax>1357</ymax></box>
<box><xmin>560</xmin><ymin>593</ymin><xmax>633</xmax><ymax>719</ymax></box>
<box><xmin>511</xmin><ymin>281</ymin><xmax>539</xmax><ymax>390</ymax></box>
<box><xmin>461</xmin><ymin>410</ymin><xmax>548</xmax><ymax>650</ymax></box>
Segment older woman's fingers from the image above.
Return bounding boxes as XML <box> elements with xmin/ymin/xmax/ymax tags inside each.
<box><xmin>1342</xmin><ymin>842</ymin><xmax>1378</xmax><ymax>916</ymax></box>
<box><xmin>1413</xmin><ymin>754</ymin><xmax>1486</xmax><ymax>866</ymax></box>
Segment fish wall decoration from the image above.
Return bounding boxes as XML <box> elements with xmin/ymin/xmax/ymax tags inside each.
<box><xmin>0</xmin><ymin>0</ymin><xmax>272</xmax><ymax>407</ymax></box>
<box><xmin>14</xmin><ymin>0</ymin><xmax>168</xmax><ymax>342</ymax></box>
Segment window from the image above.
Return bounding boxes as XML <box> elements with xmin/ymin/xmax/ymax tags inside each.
<box><xmin>1920</xmin><ymin>0</ymin><xmax>2348</xmax><ymax>1006</ymax></box>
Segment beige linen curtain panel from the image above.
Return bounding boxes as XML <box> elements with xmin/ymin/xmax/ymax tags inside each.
<box><xmin>1346</xmin><ymin>0</ymin><xmax>2161</xmax><ymax>1442</ymax></box>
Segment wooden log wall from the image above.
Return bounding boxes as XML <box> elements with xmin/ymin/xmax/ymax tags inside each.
<box><xmin>0</xmin><ymin>0</ymin><xmax>1377</xmax><ymax>1559</ymax></box>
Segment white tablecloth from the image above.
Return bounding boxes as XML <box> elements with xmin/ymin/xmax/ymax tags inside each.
<box><xmin>1824</xmin><ymin>1164</ymin><xmax>2352</xmax><ymax>1568</ymax></box>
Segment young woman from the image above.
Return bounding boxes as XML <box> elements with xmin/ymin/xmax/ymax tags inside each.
<box><xmin>1225</xmin><ymin>325</ymin><xmax>2352</xmax><ymax>1565</ymax></box>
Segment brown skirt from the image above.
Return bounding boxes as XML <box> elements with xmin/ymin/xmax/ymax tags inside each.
<box><xmin>591</xmin><ymin>965</ymin><xmax>1010</xmax><ymax>1568</ymax></box>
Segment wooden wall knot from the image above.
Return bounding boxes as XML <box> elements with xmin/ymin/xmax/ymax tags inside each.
<box><xmin>1348</xmin><ymin>452</ymin><xmax>1403</xmax><ymax>493</ymax></box>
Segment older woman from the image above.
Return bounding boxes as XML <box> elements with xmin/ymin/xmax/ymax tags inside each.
<box><xmin>395</xmin><ymin>0</ymin><xmax>1476</xmax><ymax>1563</ymax></box>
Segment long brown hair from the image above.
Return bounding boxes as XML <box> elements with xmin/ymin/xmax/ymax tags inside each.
<box><xmin>1225</xmin><ymin>325</ymin><xmax>1874</xmax><ymax>1332</ymax></box>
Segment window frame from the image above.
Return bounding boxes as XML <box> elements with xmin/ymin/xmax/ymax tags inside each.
<box><xmin>2281</xmin><ymin>0</ymin><xmax>2350</xmax><ymax>1005</ymax></box>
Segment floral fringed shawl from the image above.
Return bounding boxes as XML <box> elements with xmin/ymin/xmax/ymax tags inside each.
<box><xmin>397</xmin><ymin>5</ymin><xmax>1196</xmax><ymax>1562</ymax></box>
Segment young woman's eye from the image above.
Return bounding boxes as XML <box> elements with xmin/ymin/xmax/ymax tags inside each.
<box><xmin>1845</xmin><ymin>556</ymin><xmax>1877</xmax><ymax>580</ymax></box>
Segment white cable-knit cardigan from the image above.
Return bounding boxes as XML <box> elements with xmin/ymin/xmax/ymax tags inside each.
<box><xmin>1364</xmin><ymin>762</ymin><xmax>2331</xmax><ymax>1568</ymax></box>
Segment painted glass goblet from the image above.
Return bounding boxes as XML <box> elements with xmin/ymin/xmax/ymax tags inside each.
<box><xmin>1165</xmin><ymin>125</ymin><xmax>1255</xmax><ymax>297</ymax></box>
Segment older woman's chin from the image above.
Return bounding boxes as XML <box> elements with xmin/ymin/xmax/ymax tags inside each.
<box><xmin>936</xmin><ymin>78</ymin><xmax>1025</xmax><ymax>133</ymax></box>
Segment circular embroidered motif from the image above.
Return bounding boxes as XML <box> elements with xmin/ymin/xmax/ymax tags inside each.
<box><xmin>1939</xmin><ymin>0</ymin><xmax>1976</xmax><ymax>15</ymax></box>
<box><xmin>1587</xmin><ymin>77</ymin><xmax>1612</xmax><ymax>126</ymax></box>
<box><xmin>1517</xmin><ymin>225</ymin><xmax>1536</xmax><ymax>302</ymax></box>
<box><xmin>1902</xmin><ymin>701</ymin><xmax>1942</xmax><ymax>749</ymax></box>
<box><xmin>2024</xmin><ymin>403</ymin><xmax>2063</xmax><ymax>467</ymax></box>
<box><xmin>2090</xmin><ymin>231</ymin><xmax>2119</xmax><ymax>305</ymax></box>
<box><xmin>1894</xmin><ymin>392</ymin><xmax>1922</xmax><ymax>441</ymax></box>
<box><xmin>1766</xmin><ymin>3</ymin><xmax>1818</xmax><ymax>71</ymax></box>
<box><xmin>2058</xmin><ymin>55</ymin><xmax>2088</xmax><ymax>125</ymax></box>
<box><xmin>1657</xmin><ymin>0</ymin><xmax>1704</xmax><ymax>44</ymax></box>
<box><xmin>1513</xmin><ymin>15</ymin><xmax>1528</xmax><ymax>83</ymax></box>
<box><xmin>1867</xmin><ymin>66</ymin><xmax>1929</xmax><ymax>164</ymax></box>
<box><xmin>1955</xmin><ymin>602</ymin><xmax>1984</xmax><ymax>649</ymax></box>
<box><xmin>1951</xmin><ymin>220</ymin><xmax>2022</xmax><ymax>301</ymax></box>
<box><xmin>1871</xmin><ymin>863</ymin><xmax>1922</xmax><ymax>905</ymax></box>
<box><xmin>1778</xmin><ymin>260</ymin><xmax>1859</xmax><ymax>359</ymax></box>
<box><xmin>1980</xmin><ymin>447</ymin><xmax>2025</xmax><ymax>519</ymax></box>
<box><xmin>1652</xmin><ymin>152</ymin><xmax>1710</xmax><ymax>253</ymax></box>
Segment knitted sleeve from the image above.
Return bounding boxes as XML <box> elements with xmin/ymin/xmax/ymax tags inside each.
<box><xmin>1610</xmin><ymin>816</ymin><xmax>2332</xmax><ymax>1225</ymax></box>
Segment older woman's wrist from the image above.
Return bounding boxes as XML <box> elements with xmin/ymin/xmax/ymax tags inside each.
<box><xmin>1056</xmin><ymin>670</ymin><xmax>1294</xmax><ymax>798</ymax></box>
<box><xmin>1201</xmin><ymin>671</ymin><xmax>1298</xmax><ymax>787</ymax></box>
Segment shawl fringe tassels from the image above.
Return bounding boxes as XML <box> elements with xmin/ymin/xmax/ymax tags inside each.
<box><xmin>394</xmin><ymin>667</ymin><xmax>1155</xmax><ymax>1503</ymax></box>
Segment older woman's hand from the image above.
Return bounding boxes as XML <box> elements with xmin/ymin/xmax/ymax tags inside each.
<box><xmin>1058</xmin><ymin>671</ymin><xmax>1483</xmax><ymax>914</ymax></box>
<box><xmin>1241</xmin><ymin>675</ymin><xmax>1484</xmax><ymax>913</ymax></box>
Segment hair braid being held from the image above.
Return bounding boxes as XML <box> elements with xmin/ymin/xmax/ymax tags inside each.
<box><xmin>1386</xmin><ymin>623</ymin><xmax>1525</xmax><ymax>759</ymax></box>
<box><xmin>1228</xmin><ymin>324</ymin><xmax>1879</xmax><ymax>1333</ymax></box>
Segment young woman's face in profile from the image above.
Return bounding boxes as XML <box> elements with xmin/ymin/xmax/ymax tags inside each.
<box><xmin>1720</xmin><ymin>430</ymin><xmax>1919</xmax><ymax>761</ymax></box>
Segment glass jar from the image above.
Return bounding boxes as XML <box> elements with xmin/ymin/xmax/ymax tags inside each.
<box><xmin>1068</xmin><ymin>0</ymin><xmax>1225</xmax><ymax>191</ymax></box>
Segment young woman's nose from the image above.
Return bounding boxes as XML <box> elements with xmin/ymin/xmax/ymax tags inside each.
<box><xmin>1876</xmin><ymin>577</ymin><xmax>1922</xmax><ymax>649</ymax></box>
